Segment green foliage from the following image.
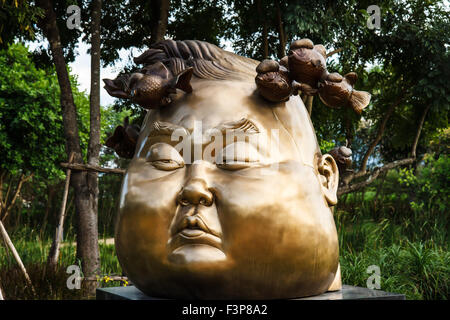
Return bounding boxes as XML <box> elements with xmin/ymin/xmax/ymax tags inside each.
<box><xmin>340</xmin><ymin>241</ymin><xmax>449</xmax><ymax>300</ymax></box>
<box><xmin>0</xmin><ymin>0</ymin><xmax>44</xmax><ymax>47</ymax></box>
<box><xmin>0</xmin><ymin>43</ymin><xmax>91</xmax><ymax>179</ymax></box>
<box><xmin>0</xmin><ymin>43</ymin><xmax>65</xmax><ymax>178</ymax></box>
<box><xmin>168</xmin><ymin>0</ymin><xmax>229</xmax><ymax>45</ymax></box>
<box><xmin>398</xmin><ymin>154</ymin><xmax>450</xmax><ymax>214</ymax></box>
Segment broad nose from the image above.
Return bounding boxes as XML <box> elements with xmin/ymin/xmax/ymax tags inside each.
<box><xmin>178</xmin><ymin>179</ymin><xmax>213</xmax><ymax>206</ymax></box>
<box><xmin>177</xmin><ymin>163</ymin><xmax>213</xmax><ymax>206</ymax></box>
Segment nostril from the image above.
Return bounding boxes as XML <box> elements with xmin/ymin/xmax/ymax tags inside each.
<box><xmin>177</xmin><ymin>180</ymin><xmax>214</xmax><ymax>206</ymax></box>
<box><xmin>179</xmin><ymin>197</ymin><xmax>190</xmax><ymax>206</ymax></box>
<box><xmin>199</xmin><ymin>196</ymin><xmax>213</xmax><ymax>207</ymax></box>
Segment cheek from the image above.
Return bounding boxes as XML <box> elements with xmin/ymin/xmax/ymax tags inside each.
<box><xmin>115</xmin><ymin>168</ymin><xmax>184</xmax><ymax>264</ymax></box>
<box><xmin>214</xmin><ymin>162</ymin><xmax>333</xmax><ymax>258</ymax></box>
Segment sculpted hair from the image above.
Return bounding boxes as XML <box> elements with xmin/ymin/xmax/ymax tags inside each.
<box><xmin>133</xmin><ymin>39</ymin><xmax>259</xmax><ymax>81</ymax></box>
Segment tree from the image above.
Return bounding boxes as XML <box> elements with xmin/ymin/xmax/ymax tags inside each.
<box><xmin>0</xmin><ymin>43</ymin><xmax>66</xmax><ymax>221</ymax></box>
<box><xmin>36</xmin><ymin>0</ymin><xmax>101</xmax><ymax>295</ymax></box>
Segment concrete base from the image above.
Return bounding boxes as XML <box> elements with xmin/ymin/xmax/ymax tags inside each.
<box><xmin>96</xmin><ymin>285</ymin><xmax>405</xmax><ymax>300</ymax></box>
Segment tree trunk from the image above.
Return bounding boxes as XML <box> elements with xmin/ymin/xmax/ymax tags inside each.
<box><xmin>411</xmin><ymin>104</ymin><xmax>431</xmax><ymax>158</ymax></box>
<box><xmin>359</xmin><ymin>94</ymin><xmax>405</xmax><ymax>173</ymax></box>
<box><xmin>275</xmin><ymin>0</ymin><xmax>286</xmax><ymax>58</ymax></box>
<box><xmin>150</xmin><ymin>0</ymin><xmax>170</xmax><ymax>44</ymax></box>
<box><xmin>256</xmin><ymin>0</ymin><xmax>268</xmax><ymax>59</ymax></box>
<box><xmin>36</xmin><ymin>0</ymin><xmax>100</xmax><ymax>296</ymax></box>
<box><xmin>75</xmin><ymin>0</ymin><xmax>103</xmax><ymax>295</ymax></box>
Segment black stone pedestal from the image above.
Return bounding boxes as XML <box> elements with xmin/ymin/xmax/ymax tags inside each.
<box><xmin>96</xmin><ymin>285</ymin><xmax>405</xmax><ymax>300</ymax></box>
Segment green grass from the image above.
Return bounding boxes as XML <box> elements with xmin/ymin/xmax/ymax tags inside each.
<box><xmin>1</xmin><ymin>202</ymin><xmax>448</xmax><ymax>299</ymax></box>
<box><xmin>335</xmin><ymin>179</ymin><xmax>449</xmax><ymax>300</ymax></box>
<box><xmin>0</xmin><ymin>229</ymin><xmax>124</xmax><ymax>300</ymax></box>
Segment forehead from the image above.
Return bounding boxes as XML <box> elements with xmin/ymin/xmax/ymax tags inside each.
<box><xmin>138</xmin><ymin>79</ymin><xmax>320</xmax><ymax>167</ymax></box>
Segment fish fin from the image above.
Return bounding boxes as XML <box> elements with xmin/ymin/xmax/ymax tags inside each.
<box><xmin>128</xmin><ymin>73</ymin><xmax>145</xmax><ymax>89</ymax></box>
<box><xmin>174</xmin><ymin>67</ymin><xmax>194</xmax><ymax>93</ymax></box>
<box><xmin>314</xmin><ymin>44</ymin><xmax>327</xmax><ymax>59</ymax></box>
<box><xmin>280</xmin><ymin>56</ymin><xmax>289</xmax><ymax>68</ymax></box>
<box><xmin>143</xmin><ymin>61</ymin><xmax>171</xmax><ymax>78</ymax></box>
<box><xmin>327</xmin><ymin>73</ymin><xmax>343</xmax><ymax>82</ymax></box>
<box><xmin>344</xmin><ymin>72</ymin><xmax>358</xmax><ymax>86</ymax></box>
<box><xmin>105</xmin><ymin>125</ymin><xmax>125</xmax><ymax>148</ymax></box>
<box><xmin>349</xmin><ymin>90</ymin><xmax>371</xmax><ymax>114</ymax></box>
<box><xmin>103</xmin><ymin>79</ymin><xmax>129</xmax><ymax>99</ymax></box>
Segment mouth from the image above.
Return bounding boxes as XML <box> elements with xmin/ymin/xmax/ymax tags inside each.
<box><xmin>180</xmin><ymin>228</ymin><xmax>206</xmax><ymax>238</ymax></box>
<box><xmin>168</xmin><ymin>207</ymin><xmax>224</xmax><ymax>252</ymax></box>
<box><xmin>168</xmin><ymin>229</ymin><xmax>223</xmax><ymax>253</ymax></box>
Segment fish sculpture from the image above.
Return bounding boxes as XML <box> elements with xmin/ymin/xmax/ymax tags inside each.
<box><xmin>288</xmin><ymin>38</ymin><xmax>328</xmax><ymax>93</ymax></box>
<box><xmin>318</xmin><ymin>72</ymin><xmax>371</xmax><ymax>115</ymax></box>
<box><xmin>105</xmin><ymin>117</ymin><xmax>141</xmax><ymax>159</ymax></box>
<box><xmin>255</xmin><ymin>59</ymin><xmax>293</xmax><ymax>102</ymax></box>
<box><xmin>328</xmin><ymin>145</ymin><xmax>353</xmax><ymax>174</ymax></box>
<box><xmin>103</xmin><ymin>62</ymin><xmax>194</xmax><ymax>109</ymax></box>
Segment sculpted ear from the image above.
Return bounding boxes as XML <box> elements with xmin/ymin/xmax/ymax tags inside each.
<box><xmin>318</xmin><ymin>154</ymin><xmax>339</xmax><ymax>206</ymax></box>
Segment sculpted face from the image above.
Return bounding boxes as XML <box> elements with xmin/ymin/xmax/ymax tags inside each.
<box><xmin>115</xmin><ymin>79</ymin><xmax>340</xmax><ymax>299</ymax></box>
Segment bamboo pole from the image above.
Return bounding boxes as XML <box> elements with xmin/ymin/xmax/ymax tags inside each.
<box><xmin>0</xmin><ymin>220</ymin><xmax>36</xmax><ymax>296</ymax></box>
<box><xmin>47</xmin><ymin>153</ymin><xmax>74</xmax><ymax>269</ymax></box>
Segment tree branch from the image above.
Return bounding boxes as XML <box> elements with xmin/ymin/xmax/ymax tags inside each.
<box><xmin>326</xmin><ymin>48</ymin><xmax>343</xmax><ymax>57</ymax></box>
<box><xmin>338</xmin><ymin>158</ymin><xmax>415</xmax><ymax>196</ymax></box>
<box><xmin>1</xmin><ymin>173</ymin><xmax>34</xmax><ymax>222</ymax></box>
<box><xmin>360</xmin><ymin>92</ymin><xmax>407</xmax><ymax>173</ymax></box>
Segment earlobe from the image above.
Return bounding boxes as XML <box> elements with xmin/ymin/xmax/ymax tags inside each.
<box><xmin>318</xmin><ymin>154</ymin><xmax>339</xmax><ymax>206</ymax></box>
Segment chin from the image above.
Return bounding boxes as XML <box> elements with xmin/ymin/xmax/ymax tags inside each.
<box><xmin>167</xmin><ymin>244</ymin><xmax>227</xmax><ymax>265</ymax></box>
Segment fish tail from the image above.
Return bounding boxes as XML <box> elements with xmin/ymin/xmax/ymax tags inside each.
<box><xmin>349</xmin><ymin>90</ymin><xmax>371</xmax><ymax>114</ymax></box>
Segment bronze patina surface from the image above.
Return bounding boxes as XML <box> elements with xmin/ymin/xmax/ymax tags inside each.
<box><xmin>105</xmin><ymin>40</ymin><xmax>345</xmax><ymax>299</ymax></box>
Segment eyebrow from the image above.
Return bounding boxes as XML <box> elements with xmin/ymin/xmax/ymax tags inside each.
<box><xmin>148</xmin><ymin>121</ymin><xmax>189</xmax><ymax>137</ymax></box>
<box><xmin>148</xmin><ymin>118</ymin><xmax>261</xmax><ymax>137</ymax></box>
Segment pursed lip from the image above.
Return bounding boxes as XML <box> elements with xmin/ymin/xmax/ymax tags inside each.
<box><xmin>168</xmin><ymin>207</ymin><xmax>223</xmax><ymax>251</ymax></box>
<box><xmin>168</xmin><ymin>231</ymin><xmax>223</xmax><ymax>252</ymax></box>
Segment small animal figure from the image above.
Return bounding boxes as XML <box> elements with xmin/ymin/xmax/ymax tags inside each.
<box><xmin>318</xmin><ymin>72</ymin><xmax>371</xmax><ymax>114</ymax></box>
<box><xmin>288</xmin><ymin>39</ymin><xmax>328</xmax><ymax>90</ymax></box>
<box><xmin>255</xmin><ymin>59</ymin><xmax>292</xmax><ymax>102</ymax></box>
<box><xmin>328</xmin><ymin>145</ymin><xmax>353</xmax><ymax>174</ymax></box>
<box><xmin>103</xmin><ymin>62</ymin><xmax>194</xmax><ymax>109</ymax></box>
<box><xmin>105</xmin><ymin>117</ymin><xmax>141</xmax><ymax>159</ymax></box>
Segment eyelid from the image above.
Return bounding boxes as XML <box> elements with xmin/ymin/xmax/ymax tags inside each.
<box><xmin>216</xmin><ymin>161</ymin><xmax>258</xmax><ymax>171</ymax></box>
<box><xmin>216</xmin><ymin>142</ymin><xmax>261</xmax><ymax>164</ymax></box>
<box><xmin>151</xmin><ymin>159</ymin><xmax>184</xmax><ymax>171</ymax></box>
<box><xmin>147</xmin><ymin>143</ymin><xmax>184</xmax><ymax>170</ymax></box>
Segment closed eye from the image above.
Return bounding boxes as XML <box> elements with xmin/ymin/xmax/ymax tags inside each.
<box><xmin>216</xmin><ymin>142</ymin><xmax>261</xmax><ymax>171</ymax></box>
<box><xmin>149</xmin><ymin>159</ymin><xmax>184</xmax><ymax>171</ymax></box>
<box><xmin>146</xmin><ymin>142</ymin><xmax>185</xmax><ymax>171</ymax></box>
<box><xmin>216</xmin><ymin>160</ymin><xmax>259</xmax><ymax>171</ymax></box>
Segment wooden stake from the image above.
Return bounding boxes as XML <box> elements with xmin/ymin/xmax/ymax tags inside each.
<box><xmin>47</xmin><ymin>152</ymin><xmax>74</xmax><ymax>269</ymax></box>
<box><xmin>0</xmin><ymin>276</ymin><xmax>4</xmax><ymax>300</ymax></box>
<box><xmin>0</xmin><ymin>220</ymin><xmax>36</xmax><ymax>296</ymax></box>
<box><xmin>60</xmin><ymin>162</ymin><xmax>125</xmax><ymax>174</ymax></box>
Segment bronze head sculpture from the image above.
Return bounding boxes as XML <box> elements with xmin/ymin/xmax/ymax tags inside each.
<box><xmin>104</xmin><ymin>39</ymin><xmax>344</xmax><ymax>299</ymax></box>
